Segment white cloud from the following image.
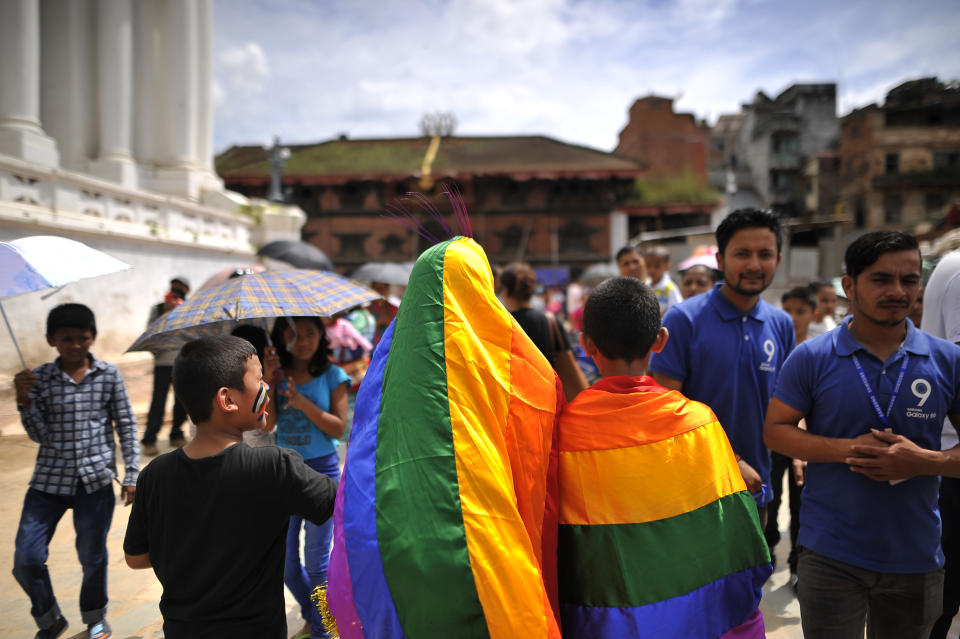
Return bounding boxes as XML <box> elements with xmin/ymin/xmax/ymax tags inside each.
<box><xmin>216</xmin><ymin>41</ymin><xmax>269</xmax><ymax>103</ymax></box>
<box><xmin>211</xmin><ymin>0</ymin><xmax>960</xmax><ymax>152</ymax></box>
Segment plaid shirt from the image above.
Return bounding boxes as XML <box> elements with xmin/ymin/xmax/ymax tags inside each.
<box><xmin>19</xmin><ymin>354</ymin><xmax>140</xmax><ymax>495</ymax></box>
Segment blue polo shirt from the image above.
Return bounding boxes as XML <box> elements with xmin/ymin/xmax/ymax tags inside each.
<box><xmin>774</xmin><ymin>318</ymin><xmax>960</xmax><ymax>573</ymax></box>
<box><xmin>649</xmin><ymin>284</ymin><xmax>795</xmax><ymax>506</ymax></box>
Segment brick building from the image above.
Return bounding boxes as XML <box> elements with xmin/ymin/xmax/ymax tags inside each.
<box><xmin>216</xmin><ymin>135</ymin><xmax>644</xmax><ymax>272</ymax></box>
<box><xmin>839</xmin><ymin>77</ymin><xmax>960</xmax><ymax>230</ymax></box>
<box><xmin>615</xmin><ymin>96</ymin><xmax>709</xmax><ymax>185</ymax></box>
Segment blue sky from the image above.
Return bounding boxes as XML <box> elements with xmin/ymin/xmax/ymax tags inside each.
<box><xmin>212</xmin><ymin>0</ymin><xmax>960</xmax><ymax>153</ymax></box>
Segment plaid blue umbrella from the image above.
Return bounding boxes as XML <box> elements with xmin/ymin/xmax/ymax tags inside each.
<box><xmin>127</xmin><ymin>269</ymin><xmax>379</xmax><ymax>353</ymax></box>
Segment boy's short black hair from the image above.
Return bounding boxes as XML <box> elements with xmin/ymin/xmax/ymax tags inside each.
<box><xmin>643</xmin><ymin>245</ymin><xmax>671</xmax><ymax>263</ymax></box>
<box><xmin>782</xmin><ymin>286</ymin><xmax>817</xmax><ymax>310</ymax></box>
<box><xmin>173</xmin><ymin>335</ymin><xmax>256</xmax><ymax>424</ymax></box>
<box><xmin>615</xmin><ymin>245</ymin><xmax>639</xmax><ymax>262</ymax></box>
<box><xmin>583</xmin><ymin>276</ymin><xmax>660</xmax><ymax>363</ymax></box>
<box><xmin>231</xmin><ymin>324</ymin><xmax>268</xmax><ymax>364</ymax></box>
<box><xmin>46</xmin><ymin>303</ymin><xmax>97</xmax><ymax>338</ymax></box>
<box><xmin>716</xmin><ymin>209</ymin><xmax>783</xmax><ymax>256</ymax></box>
<box><xmin>844</xmin><ymin>231</ymin><xmax>920</xmax><ymax>279</ymax></box>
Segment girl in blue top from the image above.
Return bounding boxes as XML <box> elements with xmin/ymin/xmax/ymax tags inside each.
<box><xmin>266</xmin><ymin>317</ymin><xmax>350</xmax><ymax>639</ymax></box>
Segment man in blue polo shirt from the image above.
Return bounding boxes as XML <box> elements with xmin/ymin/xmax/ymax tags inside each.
<box><xmin>650</xmin><ymin>208</ymin><xmax>794</xmax><ymax>517</ymax></box>
<box><xmin>764</xmin><ymin>231</ymin><xmax>960</xmax><ymax>639</ymax></box>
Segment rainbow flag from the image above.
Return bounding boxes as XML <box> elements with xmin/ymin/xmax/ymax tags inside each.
<box><xmin>327</xmin><ymin>237</ymin><xmax>564</xmax><ymax>639</ymax></box>
<box><xmin>558</xmin><ymin>376</ymin><xmax>772</xmax><ymax>639</ymax></box>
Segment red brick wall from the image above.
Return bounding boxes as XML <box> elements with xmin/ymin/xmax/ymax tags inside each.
<box><xmin>616</xmin><ymin>97</ymin><xmax>709</xmax><ymax>185</ymax></box>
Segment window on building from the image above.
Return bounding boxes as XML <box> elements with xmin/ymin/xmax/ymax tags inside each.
<box><xmin>339</xmin><ymin>182</ymin><xmax>371</xmax><ymax>211</ymax></box>
<box><xmin>771</xmin><ymin>134</ymin><xmax>799</xmax><ymax>155</ymax></box>
<box><xmin>379</xmin><ymin>233</ymin><xmax>408</xmax><ymax>258</ymax></box>
<box><xmin>496</xmin><ymin>224</ymin><xmax>528</xmax><ymax>257</ymax></box>
<box><xmin>558</xmin><ymin>220</ymin><xmax>596</xmax><ymax>254</ymax></box>
<box><xmin>883</xmin><ymin>194</ymin><xmax>903</xmax><ymax>225</ymax></box>
<box><xmin>336</xmin><ymin>233</ymin><xmax>370</xmax><ymax>257</ymax></box>
<box><xmin>855</xmin><ymin>198</ymin><xmax>866</xmax><ymax>228</ymax></box>
<box><xmin>933</xmin><ymin>151</ymin><xmax>960</xmax><ymax>170</ymax></box>
<box><xmin>925</xmin><ymin>192</ymin><xmax>946</xmax><ymax>215</ymax></box>
<box><xmin>501</xmin><ymin>180</ymin><xmax>527</xmax><ymax>208</ymax></box>
<box><xmin>885</xmin><ymin>153</ymin><xmax>900</xmax><ymax>175</ymax></box>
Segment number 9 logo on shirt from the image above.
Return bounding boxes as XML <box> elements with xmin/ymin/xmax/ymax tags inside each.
<box><xmin>911</xmin><ymin>378</ymin><xmax>931</xmax><ymax>407</ymax></box>
<box><xmin>763</xmin><ymin>339</ymin><xmax>776</xmax><ymax>363</ymax></box>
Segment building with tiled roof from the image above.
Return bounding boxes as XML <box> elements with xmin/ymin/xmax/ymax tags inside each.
<box><xmin>216</xmin><ymin>134</ymin><xmax>645</xmax><ymax>271</ymax></box>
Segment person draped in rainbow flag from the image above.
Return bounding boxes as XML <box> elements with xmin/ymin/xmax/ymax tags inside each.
<box><xmin>323</xmin><ymin>190</ymin><xmax>565</xmax><ymax>639</ymax></box>
<box><xmin>559</xmin><ymin>276</ymin><xmax>772</xmax><ymax>638</ymax></box>
<box><xmin>322</xmin><ymin>191</ymin><xmax>770</xmax><ymax>639</ymax></box>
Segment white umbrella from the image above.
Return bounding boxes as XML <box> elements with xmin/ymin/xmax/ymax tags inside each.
<box><xmin>0</xmin><ymin>236</ymin><xmax>131</xmax><ymax>367</ymax></box>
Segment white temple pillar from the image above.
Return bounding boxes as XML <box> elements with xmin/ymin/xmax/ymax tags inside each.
<box><xmin>154</xmin><ymin>0</ymin><xmax>201</xmax><ymax>199</ymax></box>
<box><xmin>0</xmin><ymin>0</ymin><xmax>60</xmax><ymax>166</ymax></box>
<box><xmin>196</xmin><ymin>0</ymin><xmax>224</xmax><ymax>197</ymax></box>
<box><xmin>89</xmin><ymin>0</ymin><xmax>137</xmax><ymax>187</ymax></box>
<box><xmin>133</xmin><ymin>0</ymin><xmax>160</xmax><ymax>169</ymax></box>
<box><xmin>196</xmin><ymin>0</ymin><xmax>213</xmax><ymax>172</ymax></box>
<box><xmin>40</xmin><ymin>0</ymin><xmax>95</xmax><ymax>172</ymax></box>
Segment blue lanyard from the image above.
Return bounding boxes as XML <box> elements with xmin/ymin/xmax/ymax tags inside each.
<box><xmin>851</xmin><ymin>352</ymin><xmax>909</xmax><ymax>430</ymax></box>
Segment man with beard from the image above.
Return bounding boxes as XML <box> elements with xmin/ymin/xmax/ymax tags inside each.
<box><xmin>764</xmin><ymin>231</ymin><xmax>960</xmax><ymax>639</ymax></box>
<box><xmin>650</xmin><ymin>209</ymin><xmax>794</xmax><ymax>524</ymax></box>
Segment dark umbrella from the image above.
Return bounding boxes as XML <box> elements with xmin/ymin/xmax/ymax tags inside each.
<box><xmin>257</xmin><ymin>240</ymin><xmax>333</xmax><ymax>271</ymax></box>
<box><xmin>351</xmin><ymin>262</ymin><xmax>413</xmax><ymax>286</ymax></box>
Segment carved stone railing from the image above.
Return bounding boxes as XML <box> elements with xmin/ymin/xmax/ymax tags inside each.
<box><xmin>0</xmin><ymin>155</ymin><xmax>254</xmax><ymax>253</ymax></box>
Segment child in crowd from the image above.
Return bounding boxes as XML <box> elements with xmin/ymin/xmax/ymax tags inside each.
<box><xmin>231</xmin><ymin>324</ymin><xmax>281</xmax><ymax>447</ymax></box>
<box><xmin>644</xmin><ymin>245</ymin><xmax>683</xmax><ymax>314</ymax></box>
<box><xmin>764</xmin><ymin>286</ymin><xmax>815</xmax><ymax>590</ymax></box>
<box><xmin>123</xmin><ymin>336</ymin><xmax>337</xmax><ymax>639</ymax></box>
<box><xmin>267</xmin><ymin>317</ymin><xmax>351</xmax><ymax>639</ymax></box>
<box><xmin>557</xmin><ymin>277</ymin><xmax>771</xmax><ymax>638</ymax></box>
<box><xmin>806</xmin><ymin>280</ymin><xmax>838</xmax><ymax>338</ymax></box>
<box><xmin>13</xmin><ymin>303</ymin><xmax>139</xmax><ymax>639</ymax></box>
<box><xmin>679</xmin><ymin>264</ymin><xmax>718</xmax><ymax>299</ymax></box>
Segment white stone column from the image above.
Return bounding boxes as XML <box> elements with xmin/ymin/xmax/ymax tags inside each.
<box><xmin>0</xmin><ymin>0</ymin><xmax>60</xmax><ymax>166</ymax></box>
<box><xmin>133</xmin><ymin>0</ymin><xmax>160</xmax><ymax>169</ymax></box>
<box><xmin>196</xmin><ymin>0</ymin><xmax>213</xmax><ymax>172</ymax></box>
<box><xmin>154</xmin><ymin>0</ymin><xmax>201</xmax><ymax>199</ymax></box>
<box><xmin>89</xmin><ymin>0</ymin><xmax>137</xmax><ymax>187</ymax></box>
<box><xmin>195</xmin><ymin>0</ymin><xmax>224</xmax><ymax>197</ymax></box>
<box><xmin>41</xmin><ymin>0</ymin><xmax>95</xmax><ymax>172</ymax></box>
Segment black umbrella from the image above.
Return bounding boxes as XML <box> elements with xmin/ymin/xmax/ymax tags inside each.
<box><xmin>351</xmin><ymin>262</ymin><xmax>413</xmax><ymax>286</ymax></box>
<box><xmin>257</xmin><ymin>240</ymin><xmax>333</xmax><ymax>271</ymax></box>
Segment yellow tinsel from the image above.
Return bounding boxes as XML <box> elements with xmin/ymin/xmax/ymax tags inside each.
<box><xmin>311</xmin><ymin>585</ymin><xmax>340</xmax><ymax>639</ymax></box>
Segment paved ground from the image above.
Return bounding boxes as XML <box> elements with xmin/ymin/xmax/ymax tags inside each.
<box><xmin>0</xmin><ymin>355</ymin><xmax>954</xmax><ymax>638</ymax></box>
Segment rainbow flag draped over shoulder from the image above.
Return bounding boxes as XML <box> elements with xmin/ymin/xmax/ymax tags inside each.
<box><xmin>327</xmin><ymin>236</ymin><xmax>564</xmax><ymax>639</ymax></box>
<box><xmin>558</xmin><ymin>376</ymin><xmax>772</xmax><ymax>639</ymax></box>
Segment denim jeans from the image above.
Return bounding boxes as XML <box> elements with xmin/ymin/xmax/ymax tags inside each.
<box><xmin>142</xmin><ymin>365</ymin><xmax>188</xmax><ymax>444</ymax></box>
<box><xmin>285</xmin><ymin>452</ymin><xmax>340</xmax><ymax>639</ymax></box>
<box><xmin>12</xmin><ymin>483</ymin><xmax>115</xmax><ymax>629</ymax></box>
<box><xmin>798</xmin><ymin>548</ymin><xmax>944</xmax><ymax>639</ymax></box>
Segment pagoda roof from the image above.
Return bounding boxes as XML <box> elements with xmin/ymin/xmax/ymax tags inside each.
<box><xmin>216</xmin><ymin>135</ymin><xmax>644</xmax><ymax>185</ymax></box>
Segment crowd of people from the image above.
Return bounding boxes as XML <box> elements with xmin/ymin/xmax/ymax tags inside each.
<box><xmin>9</xmin><ymin>206</ymin><xmax>960</xmax><ymax>639</ymax></box>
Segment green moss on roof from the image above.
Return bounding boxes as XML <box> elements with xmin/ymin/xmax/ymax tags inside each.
<box><xmin>216</xmin><ymin>135</ymin><xmax>642</xmax><ymax>179</ymax></box>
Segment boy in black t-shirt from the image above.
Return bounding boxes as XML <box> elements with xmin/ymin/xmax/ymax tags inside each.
<box><xmin>123</xmin><ymin>336</ymin><xmax>337</xmax><ymax>639</ymax></box>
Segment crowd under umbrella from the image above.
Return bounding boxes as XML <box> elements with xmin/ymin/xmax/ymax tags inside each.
<box><xmin>350</xmin><ymin>261</ymin><xmax>413</xmax><ymax>286</ymax></box>
<box><xmin>257</xmin><ymin>240</ymin><xmax>334</xmax><ymax>272</ymax></box>
<box><xmin>0</xmin><ymin>235</ymin><xmax>130</xmax><ymax>367</ymax></box>
<box><xmin>127</xmin><ymin>268</ymin><xmax>380</xmax><ymax>354</ymax></box>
